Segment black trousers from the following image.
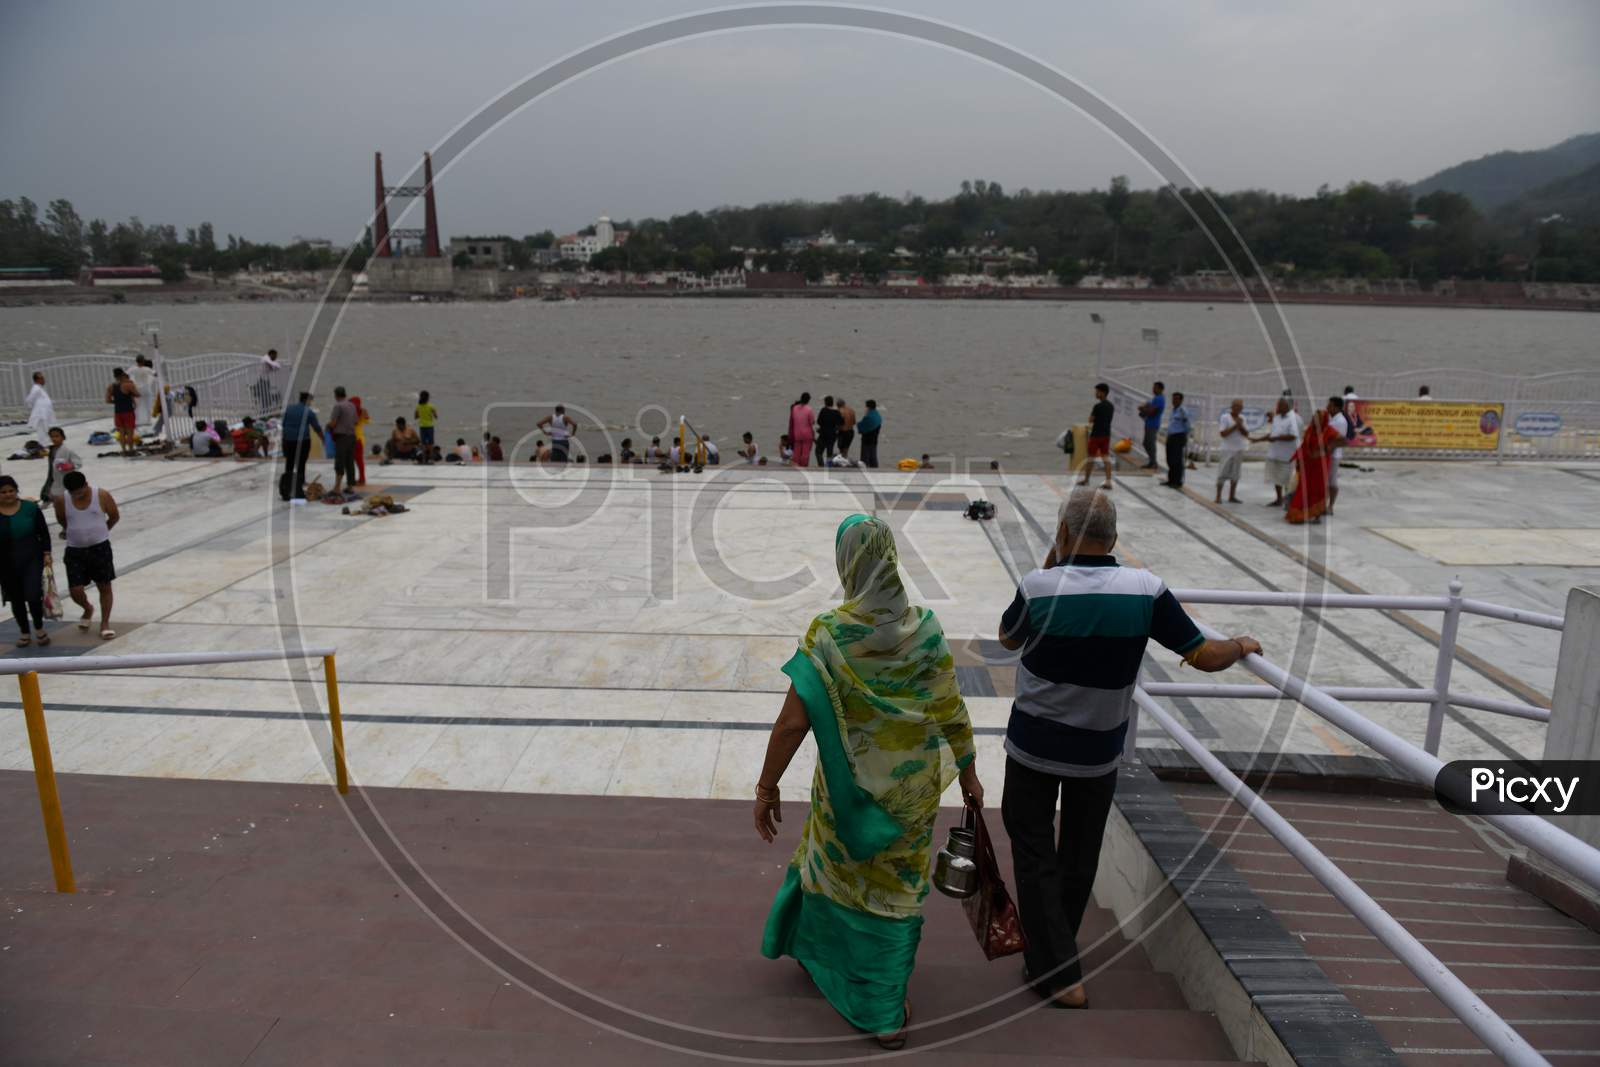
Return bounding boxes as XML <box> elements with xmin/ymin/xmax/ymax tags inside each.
<box><xmin>815</xmin><ymin>433</ymin><xmax>837</xmax><ymax>466</ymax></box>
<box><xmin>836</xmin><ymin>429</ymin><xmax>854</xmax><ymax>456</ymax></box>
<box><xmin>8</xmin><ymin>594</ymin><xmax>44</xmax><ymax>633</ymax></box>
<box><xmin>1142</xmin><ymin>424</ymin><xmax>1160</xmax><ymax>468</ymax></box>
<box><xmin>279</xmin><ymin>437</ymin><xmax>312</xmax><ymax>500</ymax></box>
<box><xmin>1165</xmin><ymin>432</ymin><xmax>1188</xmax><ymax>486</ymax></box>
<box><xmin>332</xmin><ymin>433</ymin><xmax>357</xmax><ymax>485</ymax></box>
<box><xmin>860</xmin><ymin>429</ymin><xmax>880</xmax><ymax>468</ymax></box>
<box><xmin>1001</xmin><ymin>757</ymin><xmax>1119</xmax><ymax>993</ymax></box>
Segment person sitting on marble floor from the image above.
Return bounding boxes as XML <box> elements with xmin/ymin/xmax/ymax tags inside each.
<box><xmin>190</xmin><ymin>420</ymin><xmax>222</xmax><ymax>457</ymax></box>
<box><xmin>384</xmin><ymin>417</ymin><xmax>422</xmax><ymax>463</ymax></box>
<box><xmin>231</xmin><ymin>417</ymin><xmax>268</xmax><ymax>458</ymax></box>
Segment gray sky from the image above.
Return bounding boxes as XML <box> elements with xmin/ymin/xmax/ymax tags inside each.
<box><xmin>3</xmin><ymin>0</ymin><xmax>1597</xmax><ymax>244</ymax></box>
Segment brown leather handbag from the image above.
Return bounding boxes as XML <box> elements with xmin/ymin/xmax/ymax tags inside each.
<box><xmin>960</xmin><ymin>803</ymin><xmax>1027</xmax><ymax>960</ymax></box>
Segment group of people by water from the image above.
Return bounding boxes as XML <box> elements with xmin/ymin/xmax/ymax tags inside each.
<box><xmin>1081</xmin><ymin>379</ymin><xmax>1367</xmax><ymax>526</ymax></box>
<box><xmin>782</xmin><ymin>393</ymin><xmax>885</xmax><ymax>468</ymax></box>
<box><xmin>754</xmin><ymin>493</ymin><xmax>1260</xmax><ymax>1047</ymax></box>
<box><xmin>258</xmin><ymin>379</ymin><xmax>903</xmax><ymax>501</ymax></box>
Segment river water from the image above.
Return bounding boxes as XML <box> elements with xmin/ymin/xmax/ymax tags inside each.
<box><xmin>0</xmin><ymin>298</ymin><xmax>1591</xmax><ymax>468</ymax></box>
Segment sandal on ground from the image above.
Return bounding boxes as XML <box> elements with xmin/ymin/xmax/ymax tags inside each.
<box><xmin>1024</xmin><ymin>968</ymin><xmax>1090</xmax><ymax>1010</ymax></box>
<box><xmin>15</xmin><ymin>636</ymin><xmax>30</xmax><ymax>647</ymax></box>
<box><xmin>100</xmin><ymin>628</ymin><xmax>116</xmax><ymax>640</ymax></box>
<box><xmin>36</xmin><ymin>633</ymin><xmax>49</xmax><ymax>646</ymax></box>
<box><xmin>874</xmin><ymin>998</ymin><xmax>911</xmax><ymax>1050</ymax></box>
<box><xmin>1050</xmin><ymin>986</ymin><xmax>1089</xmax><ymax>1010</ymax></box>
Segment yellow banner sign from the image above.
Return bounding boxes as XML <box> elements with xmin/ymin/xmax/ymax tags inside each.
<box><xmin>1346</xmin><ymin>400</ymin><xmax>1503</xmax><ymax>451</ymax></box>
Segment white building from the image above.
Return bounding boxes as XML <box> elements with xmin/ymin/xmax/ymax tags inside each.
<box><xmin>558</xmin><ymin>215</ymin><xmax>621</xmax><ymax>263</ymax></box>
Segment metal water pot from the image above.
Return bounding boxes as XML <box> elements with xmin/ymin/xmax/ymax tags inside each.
<box><xmin>932</xmin><ymin>812</ymin><xmax>979</xmax><ymax>899</ymax></box>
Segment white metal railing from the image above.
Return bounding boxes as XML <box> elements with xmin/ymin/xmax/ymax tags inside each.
<box><xmin>160</xmin><ymin>360</ymin><xmax>293</xmax><ymax>443</ymax></box>
<box><xmin>1133</xmin><ymin>689</ymin><xmax>1552</xmax><ymax>1067</ymax></box>
<box><xmin>5</xmin><ymin>352</ymin><xmax>270</xmax><ymax>415</ymax></box>
<box><xmin>1199</xmin><ymin>630</ymin><xmax>1600</xmax><ymax>887</ymax></box>
<box><xmin>1124</xmin><ymin>580</ymin><xmax>1591</xmax><ymax>1066</ymax></box>
<box><xmin>1167</xmin><ymin>580</ymin><xmax>1556</xmax><ymax>738</ymax></box>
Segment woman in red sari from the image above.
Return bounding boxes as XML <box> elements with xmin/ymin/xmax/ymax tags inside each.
<box><xmin>1285</xmin><ymin>410</ymin><xmax>1342</xmax><ymax>525</ymax></box>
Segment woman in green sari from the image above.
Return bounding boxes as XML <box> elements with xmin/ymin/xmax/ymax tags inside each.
<box><xmin>755</xmin><ymin>513</ymin><xmax>983</xmax><ymax>1049</ymax></box>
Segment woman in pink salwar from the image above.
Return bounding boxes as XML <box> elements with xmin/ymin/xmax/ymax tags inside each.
<box><xmin>789</xmin><ymin>392</ymin><xmax>816</xmax><ymax>468</ymax></box>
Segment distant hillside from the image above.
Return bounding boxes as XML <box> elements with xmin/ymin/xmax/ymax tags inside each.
<box><xmin>1412</xmin><ymin>132</ymin><xmax>1600</xmax><ymax>211</ymax></box>
<box><xmin>1494</xmin><ymin>160</ymin><xmax>1600</xmax><ymax>225</ymax></box>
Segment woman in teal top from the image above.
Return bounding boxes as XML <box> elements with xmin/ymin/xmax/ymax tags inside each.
<box><xmin>0</xmin><ymin>475</ymin><xmax>53</xmax><ymax>646</ymax></box>
<box><xmin>754</xmin><ymin>513</ymin><xmax>983</xmax><ymax>1049</ymax></box>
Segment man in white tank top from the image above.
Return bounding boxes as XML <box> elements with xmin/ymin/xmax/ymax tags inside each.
<box><xmin>537</xmin><ymin>405</ymin><xmax>577</xmax><ymax>462</ymax></box>
<box><xmin>53</xmin><ymin>471</ymin><xmax>121</xmax><ymax>640</ymax></box>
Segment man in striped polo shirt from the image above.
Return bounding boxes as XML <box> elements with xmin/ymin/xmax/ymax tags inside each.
<box><xmin>998</xmin><ymin>488</ymin><xmax>1260</xmax><ymax>1008</ymax></box>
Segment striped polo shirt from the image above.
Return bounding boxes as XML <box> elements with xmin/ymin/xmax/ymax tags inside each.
<box><xmin>1000</xmin><ymin>556</ymin><xmax>1203</xmax><ymax>777</ymax></box>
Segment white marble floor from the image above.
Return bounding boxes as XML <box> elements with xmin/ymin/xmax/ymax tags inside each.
<box><xmin>0</xmin><ymin>414</ymin><xmax>1593</xmax><ymax>801</ymax></box>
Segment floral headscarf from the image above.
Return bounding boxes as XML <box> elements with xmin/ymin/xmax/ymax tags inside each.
<box><xmin>786</xmin><ymin>514</ymin><xmax>975</xmax><ymax>860</ymax></box>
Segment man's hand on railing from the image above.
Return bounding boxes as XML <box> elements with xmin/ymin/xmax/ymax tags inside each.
<box><xmin>1184</xmin><ymin>635</ymin><xmax>1262</xmax><ymax>672</ymax></box>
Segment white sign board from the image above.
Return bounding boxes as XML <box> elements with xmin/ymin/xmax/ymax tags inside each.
<box><xmin>1513</xmin><ymin>412</ymin><xmax>1562</xmax><ymax>437</ymax></box>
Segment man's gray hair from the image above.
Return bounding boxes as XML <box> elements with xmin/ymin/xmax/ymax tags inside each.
<box><xmin>1058</xmin><ymin>487</ymin><xmax>1117</xmax><ymax>546</ymax></box>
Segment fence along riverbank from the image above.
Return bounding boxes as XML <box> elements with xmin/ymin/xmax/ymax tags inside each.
<box><xmin>1102</xmin><ymin>361</ymin><xmax>1600</xmax><ymax>461</ymax></box>
<box><xmin>5</xmin><ymin>351</ymin><xmax>290</xmax><ymax>445</ymax></box>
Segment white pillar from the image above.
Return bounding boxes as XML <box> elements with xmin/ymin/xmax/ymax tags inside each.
<box><xmin>1546</xmin><ymin>586</ymin><xmax>1600</xmax><ymax>850</ymax></box>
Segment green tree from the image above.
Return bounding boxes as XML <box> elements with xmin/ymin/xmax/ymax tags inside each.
<box><xmin>1103</xmin><ymin>176</ymin><xmax>1131</xmax><ymax>270</ymax></box>
<box><xmin>44</xmin><ymin>199</ymin><xmax>86</xmax><ymax>271</ymax></box>
<box><xmin>153</xmin><ymin>249</ymin><xmax>187</xmax><ymax>282</ymax></box>
<box><xmin>589</xmin><ymin>246</ymin><xmax>627</xmax><ymax>273</ymax></box>
<box><xmin>87</xmin><ymin>219</ymin><xmax>109</xmax><ymax>263</ymax></box>
<box><xmin>689</xmin><ymin>242</ymin><xmax>716</xmax><ymax>276</ymax></box>
<box><xmin>1052</xmin><ymin>256</ymin><xmax>1084</xmax><ymax>286</ymax></box>
<box><xmin>108</xmin><ymin>220</ymin><xmax>144</xmax><ymax>265</ymax></box>
<box><xmin>796</xmin><ymin>247</ymin><xmax>825</xmax><ymax>283</ymax></box>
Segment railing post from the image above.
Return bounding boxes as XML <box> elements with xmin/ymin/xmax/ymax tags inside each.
<box><xmin>322</xmin><ymin>654</ymin><xmax>349</xmax><ymax>794</ymax></box>
<box><xmin>19</xmin><ymin>672</ymin><xmax>74</xmax><ymax>893</ymax></box>
<box><xmin>1425</xmin><ymin>579</ymin><xmax>1464</xmax><ymax>755</ymax></box>
<box><xmin>1123</xmin><ymin>670</ymin><xmax>1142</xmax><ymax>764</ymax></box>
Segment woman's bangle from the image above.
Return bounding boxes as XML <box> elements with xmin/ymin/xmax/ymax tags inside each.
<box><xmin>755</xmin><ymin>784</ymin><xmax>780</xmax><ymax>803</ymax></box>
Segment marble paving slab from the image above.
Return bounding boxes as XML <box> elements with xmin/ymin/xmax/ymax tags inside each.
<box><xmin>0</xmin><ymin>451</ymin><xmax>1591</xmax><ymax>801</ymax></box>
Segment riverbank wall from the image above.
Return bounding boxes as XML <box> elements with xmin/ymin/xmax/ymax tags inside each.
<box><xmin>3</xmin><ymin>279</ymin><xmax>1596</xmax><ymax>313</ymax></box>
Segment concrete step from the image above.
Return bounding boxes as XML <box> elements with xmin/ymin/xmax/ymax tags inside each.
<box><xmin>1</xmin><ymin>772</ymin><xmax>1253</xmax><ymax>1063</ymax></box>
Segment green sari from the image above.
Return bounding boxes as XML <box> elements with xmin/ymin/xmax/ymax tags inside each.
<box><xmin>760</xmin><ymin>514</ymin><xmax>976</xmax><ymax>1033</ymax></box>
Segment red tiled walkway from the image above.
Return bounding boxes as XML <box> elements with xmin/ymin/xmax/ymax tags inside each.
<box><xmin>1</xmin><ymin>771</ymin><xmax>1257</xmax><ymax>1065</ymax></box>
<box><xmin>1170</xmin><ymin>782</ymin><xmax>1600</xmax><ymax>1065</ymax></box>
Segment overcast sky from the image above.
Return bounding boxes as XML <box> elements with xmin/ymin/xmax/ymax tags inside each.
<box><xmin>3</xmin><ymin>0</ymin><xmax>1597</xmax><ymax>244</ymax></box>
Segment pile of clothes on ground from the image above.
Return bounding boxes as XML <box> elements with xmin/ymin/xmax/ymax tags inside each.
<box><xmin>340</xmin><ymin>492</ymin><xmax>408</xmax><ymax>517</ymax></box>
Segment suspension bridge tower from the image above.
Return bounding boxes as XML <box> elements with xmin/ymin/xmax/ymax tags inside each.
<box><xmin>364</xmin><ymin>151</ymin><xmax>454</xmax><ymax>294</ymax></box>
